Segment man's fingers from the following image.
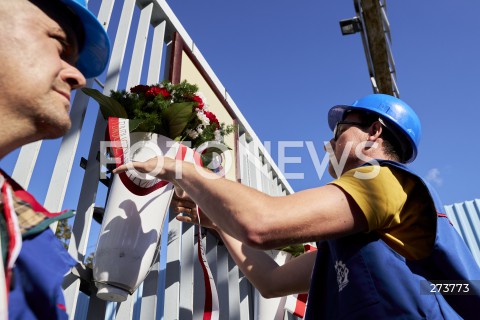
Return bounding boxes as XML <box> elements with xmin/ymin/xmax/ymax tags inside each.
<box><xmin>171</xmin><ymin>194</ymin><xmax>196</xmax><ymax>207</ymax></box>
<box><xmin>176</xmin><ymin>215</ymin><xmax>195</xmax><ymax>224</ymax></box>
<box><xmin>171</xmin><ymin>198</ymin><xmax>196</xmax><ymax>208</ymax></box>
<box><xmin>112</xmin><ymin>161</ymin><xmax>146</xmax><ymax>174</ymax></box>
<box><xmin>112</xmin><ymin>164</ymin><xmax>128</xmax><ymax>173</ymax></box>
<box><xmin>173</xmin><ymin>205</ymin><xmax>196</xmax><ymax>214</ymax></box>
<box><xmin>173</xmin><ymin>185</ymin><xmax>187</xmax><ymax>198</ymax></box>
<box><xmin>112</xmin><ymin>158</ymin><xmax>161</xmax><ymax>174</ymax></box>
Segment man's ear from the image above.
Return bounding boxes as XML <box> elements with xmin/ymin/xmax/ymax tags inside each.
<box><xmin>368</xmin><ymin>121</ymin><xmax>383</xmax><ymax>141</ymax></box>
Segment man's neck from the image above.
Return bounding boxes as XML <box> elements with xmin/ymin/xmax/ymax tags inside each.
<box><xmin>0</xmin><ymin>120</ymin><xmax>40</xmax><ymax>160</ymax></box>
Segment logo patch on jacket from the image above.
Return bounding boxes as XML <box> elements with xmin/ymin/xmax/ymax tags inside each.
<box><xmin>335</xmin><ymin>260</ymin><xmax>349</xmax><ymax>292</ymax></box>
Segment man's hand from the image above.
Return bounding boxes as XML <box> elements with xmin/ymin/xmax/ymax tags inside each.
<box><xmin>113</xmin><ymin>156</ymin><xmax>177</xmax><ymax>181</ymax></box>
<box><xmin>171</xmin><ymin>187</ymin><xmax>217</xmax><ymax>230</ymax></box>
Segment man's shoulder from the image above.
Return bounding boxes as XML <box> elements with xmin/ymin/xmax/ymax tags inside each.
<box><xmin>339</xmin><ymin>163</ymin><xmax>398</xmax><ymax>182</ymax></box>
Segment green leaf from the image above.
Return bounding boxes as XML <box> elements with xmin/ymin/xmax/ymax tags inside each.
<box><xmin>162</xmin><ymin>102</ymin><xmax>194</xmax><ymax>139</ymax></box>
<box><xmin>128</xmin><ymin>119</ymin><xmax>145</xmax><ymax>132</ymax></box>
<box><xmin>82</xmin><ymin>88</ymin><xmax>128</xmax><ymax>119</ymax></box>
<box><xmin>277</xmin><ymin>244</ymin><xmax>305</xmax><ymax>257</ymax></box>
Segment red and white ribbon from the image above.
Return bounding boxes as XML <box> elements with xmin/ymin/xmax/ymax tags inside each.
<box><xmin>196</xmin><ymin>209</ymin><xmax>220</xmax><ymax>320</ymax></box>
<box><xmin>284</xmin><ymin>244</ymin><xmax>317</xmax><ymax>318</ymax></box>
<box><xmin>1</xmin><ymin>177</ymin><xmax>22</xmax><ymax>294</ymax></box>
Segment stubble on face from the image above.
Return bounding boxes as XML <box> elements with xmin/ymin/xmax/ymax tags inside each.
<box><xmin>327</xmin><ymin>113</ymin><xmax>368</xmax><ymax>179</ymax></box>
<box><xmin>0</xmin><ymin>0</ymin><xmax>81</xmax><ymax>140</ymax></box>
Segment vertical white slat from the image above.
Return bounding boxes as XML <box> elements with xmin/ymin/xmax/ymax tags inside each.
<box><xmin>193</xmin><ymin>237</ymin><xmax>205</xmax><ymax>320</ymax></box>
<box><xmin>105</xmin><ymin>0</ymin><xmax>137</xmax><ymax>90</ymax></box>
<box><xmin>72</xmin><ymin>292</ymin><xmax>89</xmax><ymax>320</ymax></box>
<box><xmin>64</xmin><ymin>0</ymin><xmax>136</xmax><ymax>317</ymax></box>
<box><xmin>85</xmin><ymin>295</ymin><xmax>107</xmax><ymax>320</ymax></box>
<box><xmin>261</xmin><ymin>163</ymin><xmax>271</xmax><ymax>195</ymax></box>
<box><xmin>11</xmin><ymin>141</ymin><xmax>42</xmax><ymax>188</ymax></box>
<box><xmin>114</xmin><ymin>293</ymin><xmax>136</xmax><ymax>320</ymax></box>
<box><xmin>246</xmin><ymin>142</ymin><xmax>258</xmax><ymax>190</ymax></box>
<box><xmin>133</xmin><ymin>283</ymin><xmax>144</xmax><ymax>318</ymax></box>
<box><xmin>267</xmin><ymin>170</ymin><xmax>276</xmax><ymax>196</ymax></box>
<box><xmin>206</xmin><ymin>232</ymin><xmax>218</xmax><ymax>284</ymax></box>
<box><xmin>217</xmin><ymin>245</ymin><xmax>229</xmax><ymax>320</ymax></box>
<box><xmin>44</xmin><ymin>79</ymin><xmax>93</xmax><ymax>224</ymax></box>
<box><xmin>164</xmin><ymin>210</ymin><xmax>182</xmax><ymax>319</ymax></box>
<box><xmin>271</xmin><ymin>177</ymin><xmax>280</xmax><ymax>196</ymax></box>
<box><xmin>238</xmin><ymin>273</ymin><xmax>251</xmax><ymax>320</ymax></box>
<box><xmin>247</xmin><ymin>140</ymin><xmax>263</xmax><ymax>191</ymax></box>
<box><xmin>105</xmin><ymin>301</ymin><xmax>118</xmax><ymax>320</ymax></box>
<box><xmin>179</xmin><ymin>223</ymin><xmax>196</xmax><ymax>320</ymax></box>
<box><xmin>205</xmin><ymin>233</ymin><xmax>219</xmax><ymax>316</ymax></box>
<box><xmin>237</xmin><ymin>133</ymin><xmax>250</xmax><ymax>186</ymax></box>
<box><xmin>227</xmin><ymin>254</ymin><xmax>241</xmax><ymax>320</ymax></box>
<box><xmin>139</xmin><ymin>257</ymin><xmax>160</xmax><ymax>320</ymax></box>
<box><xmin>96</xmin><ymin>0</ymin><xmax>116</xmax><ymax>26</ymax></box>
<box><xmin>147</xmin><ymin>20</ymin><xmax>167</xmax><ymax>85</ymax></box>
<box><xmin>155</xmin><ymin>214</ymin><xmax>170</xmax><ymax>319</ymax></box>
<box><xmin>126</xmin><ymin>2</ymin><xmax>153</xmax><ymax>89</ymax></box>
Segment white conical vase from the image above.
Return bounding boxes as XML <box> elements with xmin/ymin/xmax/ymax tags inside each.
<box><xmin>93</xmin><ymin>130</ymin><xmax>196</xmax><ymax>302</ymax></box>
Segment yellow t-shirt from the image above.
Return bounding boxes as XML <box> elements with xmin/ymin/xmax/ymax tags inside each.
<box><xmin>330</xmin><ymin>165</ymin><xmax>437</xmax><ymax>260</ymax></box>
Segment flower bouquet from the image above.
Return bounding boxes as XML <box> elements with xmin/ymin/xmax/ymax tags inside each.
<box><xmin>83</xmin><ymin>81</ymin><xmax>233</xmax><ymax>301</ymax></box>
<box><xmin>83</xmin><ymin>80</ymin><xmax>234</xmax><ymax>166</ymax></box>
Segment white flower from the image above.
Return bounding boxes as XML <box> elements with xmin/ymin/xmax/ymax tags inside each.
<box><xmin>197</xmin><ymin>111</ymin><xmax>210</xmax><ymax>125</ymax></box>
<box><xmin>196</xmin><ymin>92</ymin><xmax>209</xmax><ymax>111</ymax></box>
<box><xmin>214</xmin><ymin>129</ymin><xmax>222</xmax><ymax>142</ymax></box>
<box><xmin>186</xmin><ymin>129</ymin><xmax>199</xmax><ymax>139</ymax></box>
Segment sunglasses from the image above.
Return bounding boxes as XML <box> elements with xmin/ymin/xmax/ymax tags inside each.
<box><xmin>333</xmin><ymin>121</ymin><xmax>370</xmax><ymax>141</ymax></box>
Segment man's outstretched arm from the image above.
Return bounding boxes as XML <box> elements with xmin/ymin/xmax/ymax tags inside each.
<box><xmin>114</xmin><ymin>157</ymin><xmax>367</xmax><ymax>249</ymax></box>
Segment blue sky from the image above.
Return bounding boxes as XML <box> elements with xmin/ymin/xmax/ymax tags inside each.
<box><xmin>1</xmin><ymin>0</ymin><xmax>478</xmax><ymax>212</ymax></box>
<box><xmin>165</xmin><ymin>0</ymin><xmax>480</xmax><ymax>205</ymax></box>
<box><xmin>0</xmin><ymin>1</ymin><xmax>475</xmax><ymax>308</ymax></box>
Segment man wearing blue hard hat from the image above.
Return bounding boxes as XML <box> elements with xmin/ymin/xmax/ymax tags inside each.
<box><xmin>0</xmin><ymin>0</ymin><xmax>110</xmax><ymax>318</ymax></box>
<box><xmin>116</xmin><ymin>92</ymin><xmax>479</xmax><ymax>318</ymax></box>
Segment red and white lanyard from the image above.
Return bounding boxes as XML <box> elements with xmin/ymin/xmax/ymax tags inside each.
<box><xmin>1</xmin><ymin>175</ymin><xmax>22</xmax><ymax>294</ymax></box>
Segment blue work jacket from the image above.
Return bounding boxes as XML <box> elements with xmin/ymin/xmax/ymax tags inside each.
<box><xmin>305</xmin><ymin>161</ymin><xmax>480</xmax><ymax>319</ymax></box>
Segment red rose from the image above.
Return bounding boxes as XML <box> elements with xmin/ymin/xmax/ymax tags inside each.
<box><xmin>158</xmin><ymin>87</ymin><xmax>170</xmax><ymax>98</ymax></box>
<box><xmin>145</xmin><ymin>86</ymin><xmax>170</xmax><ymax>99</ymax></box>
<box><xmin>192</xmin><ymin>95</ymin><xmax>204</xmax><ymax>109</ymax></box>
<box><xmin>205</xmin><ymin>111</ymin><xmax>220</xmax><ymax>128</ymax></box>
<box><xmin>130</xmin><ymin>85</ymin><xmax>149</xmax><ymax>94</ymax></box>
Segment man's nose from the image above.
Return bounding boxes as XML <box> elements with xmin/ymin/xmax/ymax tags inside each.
<box><xmin>62</xmin><ymin>61</ymin><xmax>87</xmax><ymax>90</ymax></box>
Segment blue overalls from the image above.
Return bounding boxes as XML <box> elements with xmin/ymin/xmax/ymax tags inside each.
<box><xmin>305</xmin><ymin>161</ymin><xmax>480</xmax><ymax>319</ymax></box>
<box><xmin>1</xmin><ymin>170</ymin><xmax>77</xmax><ymax>319</ymax></box>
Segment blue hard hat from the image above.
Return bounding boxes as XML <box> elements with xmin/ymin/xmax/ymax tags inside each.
<box><xmin>328</xmin><ymin>94</ymin><xmax>421</xmax><ymax>163</ymax></box>
<box><xmin>59</xmin><ymin>0</ymin><xmax>110</xmax><ymax>78</ymax></box>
